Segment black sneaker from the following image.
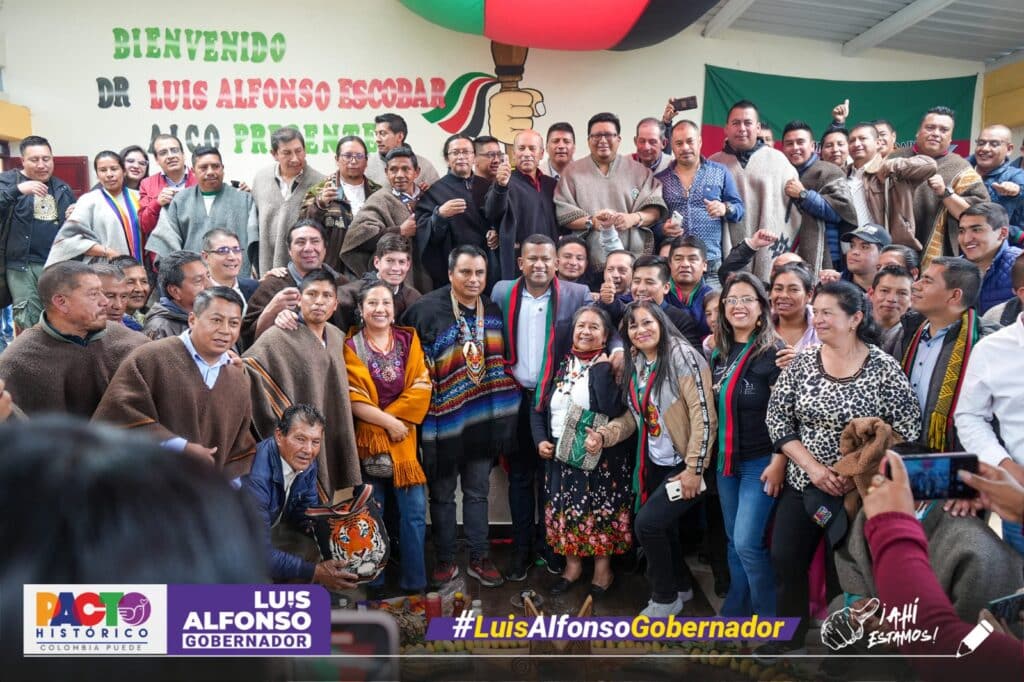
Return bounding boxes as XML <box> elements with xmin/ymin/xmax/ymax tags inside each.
<box><xmin>507</xmin><ymin>554</ymin><xmax>530</xmax><ymax>582</ymax></box>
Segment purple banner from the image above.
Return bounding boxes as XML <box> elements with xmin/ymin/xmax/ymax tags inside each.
<box><xmin>427</xmin><ymin>615</ymin><xmax>800</xmax><ymax>642</ymax></box>
<box><xmin>166</xmin><ymin>584</ymin><xmax>330</xmax><ymax>655</ymax></box>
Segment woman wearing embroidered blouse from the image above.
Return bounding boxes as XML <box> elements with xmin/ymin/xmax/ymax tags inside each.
<box><xmin>46</xmin><ymin>151</ymin><xmax>144</xmax><ymax>266</ymax></box>
<box><xmin>764</xmin><ymin>280</ymin><xmax>920</xmax><ymax>653</ymax></box>
<box><xmin>711</xmin><ymin>273</ymin><xmax>785</xmax><ymax>617</ymax></box>
<box><xmin>770</xmin><ymin>262</ymin><xmax>818</xmax><ymax>369</ymax></box>
<box><xmin>343</xmin><ymin>281</ymin><xmax>432</xmax><ymax>595</ymax></box>
<box><xmin>531</xmin><ymin>306</ymin><xmax>630</xmax><ymax>598</ymax></box>
<box><xmin>584</xmin><ymin>301</ymin><xmax>717</xmax><ymax>618</ymax></box>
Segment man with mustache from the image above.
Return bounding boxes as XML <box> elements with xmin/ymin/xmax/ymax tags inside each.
<box><xmin>540</xmin><ymin>123</ymin><xmax>576</xmax><ymax>182</ymax></box>
<box><xmin>554</xmin><ymin>112</ymin><xmax>667</xmax><ymax>272</ymax></box>
<box><xmin>888</xmin><ymin>107</ymin><xmax>989</xmax><ymax>263</ymax></box>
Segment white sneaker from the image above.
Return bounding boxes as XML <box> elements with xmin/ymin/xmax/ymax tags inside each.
<box><xmin>678</xmin><ymin>589</ymin><xmax>693</xmax><ymax>603</ymax></box>
<box><xmin>640</xmin><ymin>596</ymin><xmax>684</xmax><ymax>618</ymax></box>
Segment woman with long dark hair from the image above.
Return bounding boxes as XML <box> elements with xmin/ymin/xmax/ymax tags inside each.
<box><xmin>46</xmin><ymin>150</ymin><xmax>143</xmax><ymax>265</ymax></box>
<box><xmin>770</xmin><ymin>262</ymin><xmax>818</xmax><ymax>369</ymax></box>
<box><xmin>343</xmin><ymin>280</ymin><xmax>432</xmax><ymax>595</ymax></box>
<box><xmin>584</xmin><ymin>300</ymin><xmax>716</xmax><ymax>617</ymax></box>
<box><xmin>531</xmin><ymin>305</ymin><xmax>631</xmax><ymax>597</ymax></box>
<box><xmin>764</xmin><ymin>280</ymin><xmax>920</xmax><ymax>653</ymax></box>
<box><xmin>711</xmin><ymin>273</ymin><xmax>785</xmax><ymax>616</ymax></box>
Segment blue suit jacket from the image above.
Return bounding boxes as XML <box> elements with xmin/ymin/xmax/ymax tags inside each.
<box><xmin>491</xmin><ymin>278</ymin><xmax>621</xmax><ymax>380</ymax></box>
<box><xmin>241</xmin><ymin>437</ymin><xmax>320</xmax><ymax>580</ymax></box>
<box><xmin>239</xmin><ymin>276</ymin><xmax>259</xmax><ymax>301</ymax></box>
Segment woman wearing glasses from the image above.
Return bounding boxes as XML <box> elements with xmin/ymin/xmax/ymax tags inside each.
<box><xmin>302</xmin><ymin>135</ymin><xmax>379</xmax><ymax>274</ymax></box>
<box><xmin>710</xmin><ymin>273</ymin><xmax>784</xmax><ymax>617</ymax></box>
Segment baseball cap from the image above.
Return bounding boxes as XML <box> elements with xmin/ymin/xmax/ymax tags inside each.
<box><xmin>841</xmin><ymin>223</ymin><xmax>892</xmax><ymax>247</ymax></box>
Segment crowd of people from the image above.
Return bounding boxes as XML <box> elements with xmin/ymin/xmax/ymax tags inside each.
<box><xmin>2</xmin><ymin>98</ymin><xmax>1024</xmax><ymax>676</ymax></box>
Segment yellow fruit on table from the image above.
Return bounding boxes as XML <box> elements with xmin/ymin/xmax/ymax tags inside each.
<box><xmin>424</xmin><ymin>642</ymin><xmax>435</xmax><ymax>653</ymax></box>
<box><xmin>731</xmin><ymin>657</ymin><xmax>741</xmax><ymax>671</ymax></box>
<box><xmin>690</xmin><ymin>647</ymin><xmax>701</xmax><ymax>656</ymax></box>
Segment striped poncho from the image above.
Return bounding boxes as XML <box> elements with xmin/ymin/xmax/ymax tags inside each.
<box><xmin>400</xmin><ymin>285</ymin><xmax>520</xmax><ymax>479</ymax></box>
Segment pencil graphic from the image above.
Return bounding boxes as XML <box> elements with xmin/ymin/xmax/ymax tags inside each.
<box><xmin>956</xmin><ymin>620</ymin><xmax>993</xmax><ymax>658</ymax></box>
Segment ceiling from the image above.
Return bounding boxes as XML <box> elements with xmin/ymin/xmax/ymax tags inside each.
<box><xmin>697</xmin><ymin>0</ymin><xmax>1024</xmax><ymax>68</ymax></box>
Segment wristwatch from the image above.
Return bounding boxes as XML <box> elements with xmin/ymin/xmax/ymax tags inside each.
<box><xmin>798</xmin><ymin>189</ymin><xmax>808</xmax><ymax>201</ymax></box>
<box><xmin>942</xmin><ymin>186</ymin><xmax>955</xmax><ymax>198</ymax></box>
<box><xmin>584</xmin><ymin>218</ymin><xmax>594</xmax><ymax>231</ymax></box>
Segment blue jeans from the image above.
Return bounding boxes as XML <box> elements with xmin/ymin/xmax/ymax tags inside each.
<box><xmin>366</xmin><ymin>477</ymin><xmax>427</xmax><ymax>591</ymax></box>
<box><xmin>1002</xmin><ymin>520</ymin><xmax>1024</xmax><ymax>557</ymax></box>
<box><xmin>427</xmin><ymin>457</ymin><xmax>492</xmax><ymax>562</ymax></box>
<box><xmin>717</xmin><ymin>455</ymin><xmax>778</xmax><ymax>616</ymax></box>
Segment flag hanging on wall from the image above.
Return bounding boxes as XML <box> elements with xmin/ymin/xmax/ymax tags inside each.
<box><xmin>700</xmin><ymin>65</ymin><xmax>977</xmax><ymax>157</ymax></box>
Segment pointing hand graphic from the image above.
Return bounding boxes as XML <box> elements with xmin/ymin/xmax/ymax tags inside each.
<box><xmin>821</xmin><ymin>597</ymin><xmax>880</xmax><ymax>651</ymax></box>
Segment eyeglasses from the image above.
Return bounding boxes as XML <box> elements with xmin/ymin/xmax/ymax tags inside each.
<box><xmin>156</xmin><ymin>147</ymin><xmax>182</xmax><ymax>157</ymax></box>
<box><xmin>478</xmin><ymin>152</ymin><xmax>504</xmax><ymax>159</ymax></box>
<box><xmin>447</xmin><ymin>149</ymin><xmax>474</xmax><ymax>158</ymax></box>
<box><xmin>205</xmin><ymin>246</ymin><xmax>243</xmax><ymax>256</ymax></box>
<box><xmin>974</xmin><ymin>139</ymin><xmax>1006</xmax><ymax>149</ymax></box>
<box><xmin>339</xmin><ymin>153</ymin><xmax>367</xmax><ymax>161</ymax></box>
<box><xmin>723</xmin><ymin>296</ymin><xmax>758</xmax><ymax>306</ymax></box>
<box><xmin>589</xmin><ymin>133</ymin><xmax>620</xmax><ymax>140</ymax></box>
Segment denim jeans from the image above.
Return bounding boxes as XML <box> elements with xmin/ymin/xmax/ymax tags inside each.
<box><xmin>366</xmin><ymin>477</ymin><xmax>427</xmax><ymax>591</ymax></box>
<box><xmin>1002</xmin><ymin>520</ymin><xmax>1024</xmax><ymax>556</ymax></box>
<box><xmin>427</xmin><ymin>456</ymin><xmax>492</xmax><ymax>562</ymax></box>
<box><xmin>717</xmin><ymin>455</ymin><xmax>778</xmax><ymax>616</ymax></box>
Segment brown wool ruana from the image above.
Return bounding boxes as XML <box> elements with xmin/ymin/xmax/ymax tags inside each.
<box><xmin>341</xmin><ymin>190</ymin><xmax>418</xmax><ymax>282</ymax></box>
<box><xmin>93</xmin><ymin>336</ymin><xmax>256</xmax><ymax>479</ymax></box>
<box><xmin>0</xmin><ymin>321</ymin><xmax>147</xmax><ymax>417</ymax></box>
<box><xmin>243</xmin><ymin>323</ymin><xmax>362</xmax><ymax>501</ymax></box>
<box><xmin>796</xmin><ymin>159</ymin><xmax>858</xmax><ymax>271</ymax></box>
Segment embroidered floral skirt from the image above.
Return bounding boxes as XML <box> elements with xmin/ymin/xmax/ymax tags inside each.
<box><xmin>544</xmin><ymin>447</ymin><xmax>633</xmax><ymax>557</ymax></box>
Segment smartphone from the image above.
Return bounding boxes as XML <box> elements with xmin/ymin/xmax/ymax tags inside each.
<box><xmin>230</xmin><ymin>180</ymin><xmax>241</xmax><ymax>188</ymax></box>
<box><xmin>891</xmin><ymin>453</ymin><xmax>979</xmax><ymax>500</ymax></box>
<box><xmin>670</xmin><ymin>210</ymin><xmax>683</xmax><ymax>224</ymax></box>
<box><xmin>672</xmin><ymin>96</ymin><xmax>698</xmax><ymax>112</ymax></box>
<box><xmin>665</xmin><ymin>476</ymin><xmax>707</xmax><ymax>501</ymax></box>
<box><xmin>987</xmin><ymin>592</ymin><xmax>1024</xmax><ymax>622</ymax></box>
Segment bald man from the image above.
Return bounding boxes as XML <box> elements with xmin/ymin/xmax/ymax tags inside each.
<box><xmin>483</xmin><ymin>129</ymin><xmax>560</xmax><ymax>280</ymax></box>
<box><xmin>973</xmin><ymin>124</ymin><xmax>1024</xmax><ymax>245</ymax></box>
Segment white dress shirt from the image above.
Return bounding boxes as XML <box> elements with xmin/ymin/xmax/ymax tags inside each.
<box><xmin>512</xmin><ymin>287</ymin><xmax>552</xmax><ymax>389</ymax></box>
<box><xmin>954</xmin><ymin>313</ymin><xmax>1024</xmax><ymax>466</ymax></box>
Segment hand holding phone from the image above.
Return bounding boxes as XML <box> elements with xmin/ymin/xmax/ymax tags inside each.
<box><xmin>671</xmin><ymin>96</ymin><xmax>698</xmax><ymax>112</ymax></box>
<box><xmin>891</xmin><ymin>453</ymin><xmax>979</xmax><ymax>500</ymax></box>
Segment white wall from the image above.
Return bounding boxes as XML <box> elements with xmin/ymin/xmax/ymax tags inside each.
<box><xmin>0</xmin><ymin>0</ymin><xmax>984</xmax><ymax>183</ymax></box>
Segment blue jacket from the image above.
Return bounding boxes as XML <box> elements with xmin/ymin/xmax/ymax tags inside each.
<box><xmin>666</xmin><ymin>279</ymin><xmax>713</xmax><ymax>338</ymax></box>
<box><xmin>971</xmin><ymin>157</ymin><xmax>1024</xmax><ymax>229</ymax></box>
<box><xmin>975</xmin><ymin>239</ymin><xmax>1023</xmax><ymax>314</ymax></box>
<box><xmin>242</xmin><ymin>437</ymin><xmax>320</xmax><ymax>581</ymax></box>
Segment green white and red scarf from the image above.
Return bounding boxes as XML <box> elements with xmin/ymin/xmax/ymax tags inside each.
<box><xmin>711</xmin><ymin>339</ymin><xmax>755</xmax><ymax>476</ymax></box>
<box><xmin>501</xmin><ymin>277</ymin><xmax>559</xmax><ymax>412</ymax></box>
<box><xmin>628</xmin><ymin>360</ymin><xmax>661</xmax><ymax>512</ymax></box>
